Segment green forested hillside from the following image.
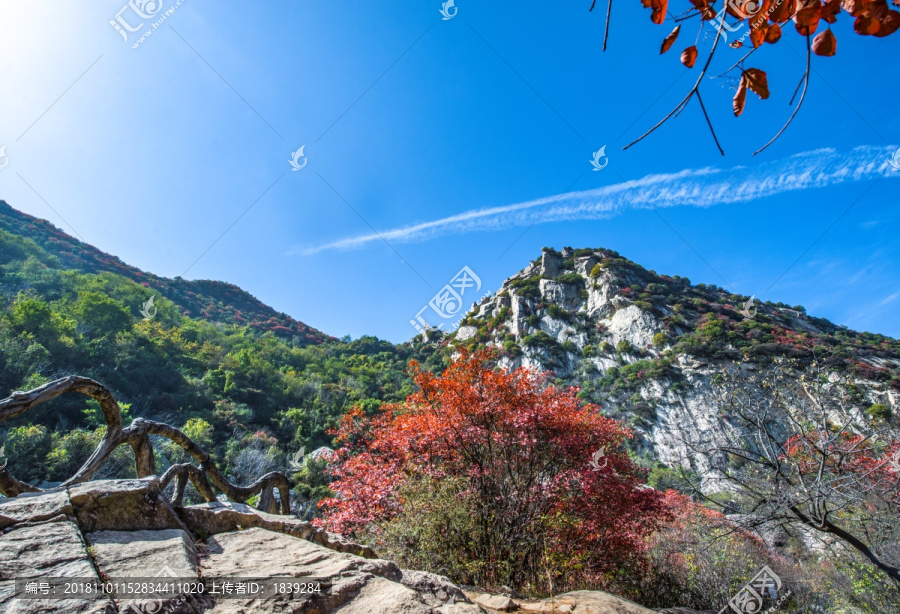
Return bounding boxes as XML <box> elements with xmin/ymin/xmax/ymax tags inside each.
<box><xmin>0</xmin><ymin>210</ymin><xmax>443</xmax><ymax>498</ymax></box>
<box><xmin>0</xmin><ymin>201</ymin><xmax>329</xmax><ymax>343</ymax></box>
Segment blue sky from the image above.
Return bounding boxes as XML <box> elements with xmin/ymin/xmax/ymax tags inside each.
<box><xmin>0</xmin><ymin>0</ymin><xmax>898</xmax><ymax>343</ymax></box>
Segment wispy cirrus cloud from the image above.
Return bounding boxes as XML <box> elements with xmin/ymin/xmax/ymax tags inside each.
<box><xmin>294</xmin><ymin>145</ymin><xmax>898</xmax><ymax>255</ymax></box>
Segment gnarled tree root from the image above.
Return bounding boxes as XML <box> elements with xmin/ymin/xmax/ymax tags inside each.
<box><xmin>0</xmin><ymin>376</ymin><xmax>291</xmax><ymax>514</ymax></box>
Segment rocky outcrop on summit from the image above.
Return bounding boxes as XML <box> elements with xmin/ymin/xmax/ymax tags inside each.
<box><xmin>450</xmin><ymin>247</ymin><xmax>900</xmax><ymax>480</ymax></box>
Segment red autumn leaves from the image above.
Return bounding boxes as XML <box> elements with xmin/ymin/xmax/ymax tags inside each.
<box><xmin>651</xmin><ymin>0</ymin><xmax>898</xmax><ymax>59</ymax></box>
<box><xmin>646</xmin><ymin>0</ymin><xmax>898</xmax><ymax>119</ymax></box>
<box><xmin>317</xmin><ymin>349</ymin><xmax>670</xmax><ymax>573</ymax></box>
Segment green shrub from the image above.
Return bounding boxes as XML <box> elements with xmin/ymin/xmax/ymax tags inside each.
<box><xmin>616</xmin><ymin>340</ymin><xmax>633</xmax><ymax>354</ymax></box>
<box><xmin>510</xmin><ymin>277</ymin><xmax>542</xmax><ymax>300</ymax></box>
<box><xmin>548</xmin><ymin>304</ymin><xmax>569</xmax><ymax>320</ymax></box>
<box><xmin>866</xmin><ymin>403</ymin><xmax>892</xmax><ymax>421</ymax></box>
<box><xmin>652</xmin><ymin>332</ymin><xmax>668</xmax><ymax>348</ymax></box>
<box><xmin>590</xmin><ymin>264</ymin><xmax>602</xmax><ymax>279</ymax></box>
<box><xmin>3</xmin><ymin>425</ymin><xmax>51</xmax><ymax>483</ymax></box>
<box><xmin>554</xmin><ymin>272</ymin><xmax>583</xmax><ymax>285</ymax></box>
<box><xmin>522</xmin><ymin>331</ymin><xmax>558</xmax><ymax>348</ymax></box>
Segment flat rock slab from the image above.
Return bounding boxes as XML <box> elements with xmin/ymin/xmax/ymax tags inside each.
<box><xmin>86</xmin><ymin>529</ymin><xmax>199</xmax><ymax>577</ymax></box>
<box><xmin>86</xmin><ymin>529</ymin><xmax>208</xmax><ymax>613</ymax></box>
<box><xmin>200</xmin><ymin>527</ymin><xmax>483</xmax><ymax>613</ymax></box>
<box><xmin>68</xmin><ymin>478</ymin><xmax>185</xmax><ymax>533</ymax></box>
<box><xmin>0</xmin><ymin>516</ymin><xmax>115</xmax><ymax>614</ymax></box>
<box><xmin>0</xmin><ymin>489</ymin><xmax>73</xmax><ymax>530</ymax></box>
<box><xmin>473</xmin><ymin>593</ymin><xmax>518</xmax><ymax>611</ymax></box>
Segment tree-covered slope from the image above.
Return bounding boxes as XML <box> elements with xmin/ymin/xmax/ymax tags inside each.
<box><xmin>0</xmin><ymin>201</ymin><xmax>328</xmax><ymax>343</ymax></box>
<box><xmin>0</xmin><ymin>211</ymin><xmax>443</xmax><ymax>497</ymax></box>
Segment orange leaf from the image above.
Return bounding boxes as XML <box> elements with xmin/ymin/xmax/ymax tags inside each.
<box><xmin>733</xmin><ymin>80</ymin><xmax>748</xmax><ymax>117</ymax></box>
<box><xmin>681</xmin><ymin>45</ymin><xmax>698</xmax><ymax>68</ymax></box>
<box><xmin>766</xmin><ymin>22</ymin><xmax>783</xmax><ymax>41</ymax></box>
<box><xmin>854</xmin><ymin>14</ymin><xmax>881</xmax><ymax>33</ymax></box>
<box><xmin>651</xmin><ymin>0</ymin><xmax>669</xmax><ymax>24</ymax></box>
<box><xmin>660</xmin><ymin>25</ymin><xmax>681</xmax><ymax>53</ymax></box>
<box><xmin>794</xmin><ymin>3</ymin><xmax>822</xmax><ymax>34</ymax></box>
<box><xmin>750</xmin><ymin>21</ymin><xmax>768</xmax><ymax>46</ymax></box>
<box><xmin>812</xmin><ymin>28</ymin><xmax>837</xmax><ymax>54</ymax></box>
<box><xmin>730</xmin><ymin>40</ymin><xmax>745</xmax><ymax>48</ymax></box>
<box><xmin>874</xmin><ymin>10</ymin><xmax>900</xmax><ymax>36</ymax></box>
<box><xmin>770</xmin><ymin>0</ymin><xmax>795</xmax><ymax>22</ymax></box>
<box><xmin>744</xmin><ymin>68</ymin><xmax>770</xmax><ymax>99</ymax></box>
<box><xmin>821</xmin><ymin>0</ymin><xmax>841</xmax><ymax>22</ymax></box>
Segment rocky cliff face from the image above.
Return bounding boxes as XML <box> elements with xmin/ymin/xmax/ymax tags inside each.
<box><xmin>448</xmin><ymin>247</ymin><xmax>900</xmax><ymax>477</ymax></box>
<box><xmin>0</xmin><ymin>478</ymin><xmax>663</xmax><ymax>614</ymax></box>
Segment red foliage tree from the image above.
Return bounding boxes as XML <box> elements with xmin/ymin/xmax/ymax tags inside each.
<box><xmin>317</xmin><ymin>349</ymin><xmax>670</xmax><ymax>590</ymax></box>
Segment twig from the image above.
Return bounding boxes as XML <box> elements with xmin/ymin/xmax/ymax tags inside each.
<box><xmin>674</xmin><ymin>9</ymin><xmax>703</xmax><ymax>22</ymax></box>
<box><xmin>789</xmin><ymin>71</ymin><xmax>806</xmax><ymax>106</ymax></box>
<box><xmin>712</xmin><ymin>46</ymin><xmax>758</xmax><ymax>79</ymax></box>
<box><xmin>754</xmin><ymin>34</ymin><xmax>811</xmax><ymax>156</ymax></box>
<box><xmin>623</xmin><ymin>21</ymin><xmax>724</xmax><ymax>152</ymax></box>
<box><xmin>695</xmin><ymin>90</ymin><xmax>725</xmax><ymax>155</ymax></box>
<box><xmin>603</xmin><ymin>0</ymin><xmax>613</xmax><ymax>51</ymax></box>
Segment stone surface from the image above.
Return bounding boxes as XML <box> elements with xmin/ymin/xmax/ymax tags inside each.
<box><xmin>200</xmin><ymin>527</ymin><xmax>481</xmax><ymax>613</ymax></box>
<box><xmin>177</xmin><ymin>500</ymin><xmax>377</xmax><ymax>558</ymax></box>
<box><xmin>541</xmin><ymin>590</ymin><xmax>655</xmax><ymax>614</ymax></box>
<box><xmin>87</xmin><ymin>529</ymin><xmax>206</xmax><ymax>614</ymax></box>
<box><xmin>473</xmin><ymin>593</ymin><xmax>518</xmax><ymax>611</ymax></box>
<box><xmin>0</xmin><ymin>488</ymin><xmax>72</xmax><ymax>530</ymax></box>
<box><xmin>399</xmin><ymin>569</ymin><xmax>469</xmax><ymax>607</ymax></box>
<box><xmin>0</xmin><ymin>516</ymin><xmax>116</xmax><ymax>614</ymax></box>
<box><xmin>86</xmin><ymin>529</ymin><xmax>199</xmax><ymax>577</ymax></box>
<box><xmin>68</xmin><ymin>478</ymin><xmax>185</xmax><ymax>533</ymax></box>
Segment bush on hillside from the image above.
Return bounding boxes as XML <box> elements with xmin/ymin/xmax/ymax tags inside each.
<box><xmin>317</xmin><ymin>350</ymin><xmax>669</xmax><ymax>594</ymax></box>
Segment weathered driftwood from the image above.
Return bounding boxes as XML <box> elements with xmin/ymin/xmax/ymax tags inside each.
<box><xmin>0</xmin><ymin>376</ymin><xmax>291</xmax><ymax>514</ymax></box>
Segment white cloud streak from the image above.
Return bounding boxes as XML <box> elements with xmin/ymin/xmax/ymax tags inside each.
<box><xmin>294</xmin><ymin>145</ymin><xmax>898</xmax><ymax>255</ymax></box>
